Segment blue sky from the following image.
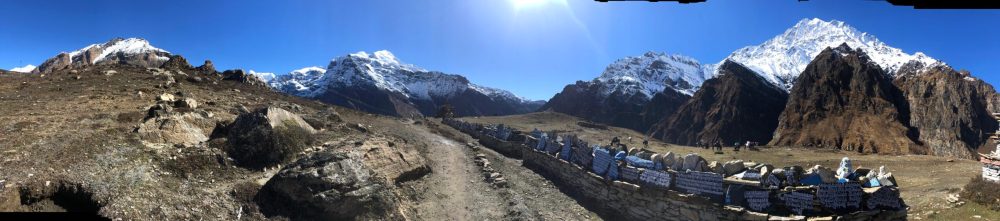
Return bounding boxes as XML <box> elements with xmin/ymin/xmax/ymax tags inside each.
<box><xmin>1</xmin><ymin>0</ymin><xmax>998</xmax><ymax>100</ymax></box>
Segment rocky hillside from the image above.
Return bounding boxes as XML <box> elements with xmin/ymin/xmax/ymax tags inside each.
<box><xmin>649</xmin><ymin>60</ymin><xmax>788</xmax><ymax>146</ymax></box>
<box><xmin>769</xmin><ymin>44</ymin><xmax>921</xmax><ymax>154</ymax></box>
<box><xmin>267</xmin><ymin>51</ymin><xmax>543</xmax><ymax>118</ymax></box>
<box><xmin>540</xmin><ymin>52</ymin><xmax>702</xmax><ymax>132</ymax></box>
<box><xmin>894</xmin><ymin>65</ymin><xmax>999</xmax><ymax>158</ymax></box>
<box><xmin>36</xmin><ymin>38</ymin><xmax>172</xmax><ymax>73</ymax></box>
<box><xmin>0</xmin><ymin>61</ymin><xmax>442</xmax><ymax>220</ymax></box>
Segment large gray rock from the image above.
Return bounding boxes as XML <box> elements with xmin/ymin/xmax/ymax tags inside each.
<box><xmin>682</xmin><ymin>153</ymin><xmax>708</xmax><ymax>172</ymax></box>
<box><xmin>226</xmin><ymin>107</ymin><xmax>317</xmax><ymax>169</ymax></box>
<box><xmin>723</xmin><ymin>160</ymin><xmax>746</xmax><ymax>176</ymax></box>
<box><xmin>136</xmin><ymin>115</ymin><xmax>208</xmax><ymax>147</ymax></box>
<box><xmin>256</xmin><ymin>150</ymin><xmax>400</xmax><ymax>220</ymax></box>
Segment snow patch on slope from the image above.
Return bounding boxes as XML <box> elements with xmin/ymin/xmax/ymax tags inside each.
<box><xmin>595</xmin><ymin>51</ymin><xmax>705</xmax><ymax>98</ymax></box>
<box><xmin>64</xmin><ymin>38</ymin><xmax>171</xmax><ymax>64</ymax></box>
<box><xmin>248</xmin><ymin>70</ymin><xmax>276</xmax><ymax>82</ymax></box>
<box><xmin>10</xmin><ymin>64</ymin><xmax>36</xmax><ymax>73</ymax></box>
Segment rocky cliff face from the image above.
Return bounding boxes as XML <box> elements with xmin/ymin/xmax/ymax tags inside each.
<box><xmin>37</xmin><ymin>38</ymin><xmax>171</xmax><ymax>73</ymax></box>
<box><xmin>638</xmin><ymin>89</ymin><xmax>690</xmax><ymax>133</ymax></box>
<box><xmin>650</xmin><ymin>60</ymin><xmax>788</xmax><ymax>146</ymax></box>
<box><xmin>769</xmin><ymin>44</ymin><xmax>921</xmax><ymax>154</ymax></box>
<box><xmin>894</xmin><ymin>66</ymin><xmax>999</xmax><ymax>158</ymax></box>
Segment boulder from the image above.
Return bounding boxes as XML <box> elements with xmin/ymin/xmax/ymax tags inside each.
<box><xmin>682</xmin><ymin>153</ymin><xmax>708</xmax><ymax>172</ymax></box>
<box><xmin>145</xmin><ymin>103</ymin><xmax>173</xmax><ymax>120</ymax></box>
<box><xmin>160</xmin><ymin>55</ymin><xmax>193</xmax><ymax>70</ymax></box>
<box><xmin>723</xmin><ymin>160</ymin><xmax>746</xmax><ymax>176</ymax></box>
<box><xmin>226</xmin><ymin>107</ymin><xmax>317</xmax><ymax>169</ymax></box>
<box><xmin>709</xmin><ymin>161</ymin><xmax>724</xmax><ymax>174</ymax></box>
<box><xmin>175</xmin><ymin>98</ymin><xmax>198</xmax><ymax>109</ymax></box>
<box><xmin>661</xmin><ymin>152</ymin><xmax>677</xmax><ymax>169</ymax></box>
<box><xmin>196</xmin><ymin>60</ymin><xmax>216</xmax><ymax>74</ymax></box>
<box><xmin>256</xmin><ymin>150</ymin><xmax>400</xmax><ymax>220</ymax></box>
<box><xmin>157</xmin><ymin>93</ymin><xmax>176</xmax><ymax>102</ymax></box>
<box><xmin>136</xmin><ymin>115</ymin><xmax>209</xmax><ymax>147</ymax></box>
<box><xmin>808</xmin><ymin>165</ymin><xmax>837</xmax><ymax>184</ymax></box>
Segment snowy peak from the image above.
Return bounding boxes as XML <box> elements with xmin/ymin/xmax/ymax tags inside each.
<box><xmin>717</xmin><ymin>18</ymin><xmax>940</xmax><ymax>90</ymax></box>
<box><xmin>248</xmin><ymin>70</ymin><xmax>276</xmax><ymax>82</ymax></box>
<box><xmin>10</xmin><ymin>64</ymin><xmax>36</xmax><ymax>73</ymax></box>
<box><xmin>595</xmin><ymin>51</ymin><xmax>705</xmax><ymax>98</ymax></box>
<box><xmin>67</xmin><ymin>38</ymin><xmax>170</xmax><ymax>64</ymax></box>
<box><xmin>37</xmin><ymin>37</ymin><xmax>172</xmax><ymax>73</ymax></box>
<box><xmin>269</xmin><ymin>50</ymin><xmax>538</xmax><ymax>105</ymax></box>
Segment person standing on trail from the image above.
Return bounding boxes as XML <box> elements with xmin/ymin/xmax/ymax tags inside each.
<box><xmin>643</xmin><ymin>139</ymin><xmax>649</xmax><ymax>149</ymax></box>
<box><xmin>627</xmin><ymin>136</ymin><xmax>632</xmax><ymax>144</ymax></box>
<box><xmin>611</xmin><ymin>136</ymin><xmax>620</xmax><ymax>147</ymax></box>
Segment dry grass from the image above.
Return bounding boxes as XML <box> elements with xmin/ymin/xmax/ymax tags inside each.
<box><xmin>961</xmin><ymin>177</ymin><xmax>1000</xmax><ymax>211</ymax></box>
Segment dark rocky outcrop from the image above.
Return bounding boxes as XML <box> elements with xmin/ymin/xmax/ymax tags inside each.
<box><xmin>255</xmin><ymin>150</ymin><xmax>401</xmax><ymax>220</ymax></box>
<box><xmin>540</xmin><ymin>81</ymin><xmax>686</xmax><ymax>132</ymax></box>
<box><xmin>221</xmin><ymin>69</ymin><xmax>267</xmax><ymax>87</ymax></box>
<box><xmin>159</xmin><ymin>55</ymin><xmax>193</xmax><ymax>70</ymax></box>
<box><xmin>225</xmin><ymin>107</ymin><xmax>317</xmax><ymax>169</ymax></box>
<box><xmin>649</xmin><ymin>60</ymin><xmax>788</xmax><ymax>146</ymax></box>
<box><xmin>769</xmin><ymin>44</ymin><xmax>921</xmax><ymax>154</ymax></box>
<box><xmin>894</xmin><ymin>66</ymin><xmax>999</xmax><ymax>159</ymax></box>
<box><xmin>195</xmin><ymin>60</ymin><xmax>216</xmax><ymax>74</ymax></box>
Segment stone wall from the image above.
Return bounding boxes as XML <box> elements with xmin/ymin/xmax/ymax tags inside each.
<box><xmin>478</xmin><ymin>134</ymin><xmax>522</xmax><ymax>158</ymax></box>
<box><xmin>522</xmin><ymin>147</ymin><xmax>746</xmax><ymax>220</ymax></box>
<box><xmin>443</xmin><ymin>118</ymin><xmax>907</xmax><ymax>220</ymax></box>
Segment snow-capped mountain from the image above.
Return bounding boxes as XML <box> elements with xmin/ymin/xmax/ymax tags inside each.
<box><xmin>37</xmin><ymin>37</ymin><xmax>172</xmax><ymax>73</ymax></box>
<box><xmin>540</xmin><ymin>51</ymin><xmax>702</xmax><ymax>132</ymax></box>
<box><xmin>248</xmin><ymin>70</ymin><xmax>276</xmax><ymax>82</ymax></box>
<box><xmin>268</xmin><ymin>50</ymin><xmax>543</xmax><ymax>117</ymax></box>
<box><xmin>595</xmin><ymin>51</ymin><xmax>705</xmax><ymax>97</ymax></box>
<box><xmin>709</xmin><ymin>18</ymin><xmax>940</xmax><ymax>90</ymax></box>
<box><xmin>9</xmin><ymin>64</ymin><xmax>36</xmax><ymax>73</ymax></box>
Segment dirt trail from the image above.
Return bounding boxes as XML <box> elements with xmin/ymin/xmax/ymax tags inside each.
<box><xmin>419</xmin><ymin>120</ymin><xmax>599</xmax><ymax>220</ymax></box>
<box><xmin>401</xmin><ymin>123</ymin><xmax>507</xmax><ymax>220</ymax></box>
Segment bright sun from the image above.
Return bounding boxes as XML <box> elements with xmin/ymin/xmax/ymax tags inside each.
<box><xmin>511</xmin><ymin>0</ymin><xmax>552</xmax><ymax>10</ymax></box>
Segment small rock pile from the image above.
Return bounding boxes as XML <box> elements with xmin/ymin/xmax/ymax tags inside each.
<box><xmin>473</xmin><ymin>152</ymin><xmax>508</xmax><ymax>188</ymax></box>
<box><xmin>136</xmin><ymin>93</ymin><xmax>212</xmax><ymax>148</ymax></box>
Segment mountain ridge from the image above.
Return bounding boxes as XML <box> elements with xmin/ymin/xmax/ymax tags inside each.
<box><xmin>266</xmin><ymin>50</ymin><xmax>543</xmax><ymax>117</ymax></box>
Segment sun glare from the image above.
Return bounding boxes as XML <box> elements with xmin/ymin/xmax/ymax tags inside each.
<box><xmin>511</xmin><ymin>0</ymin><xmax>553</xmax><ymax>11</ymax></box>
